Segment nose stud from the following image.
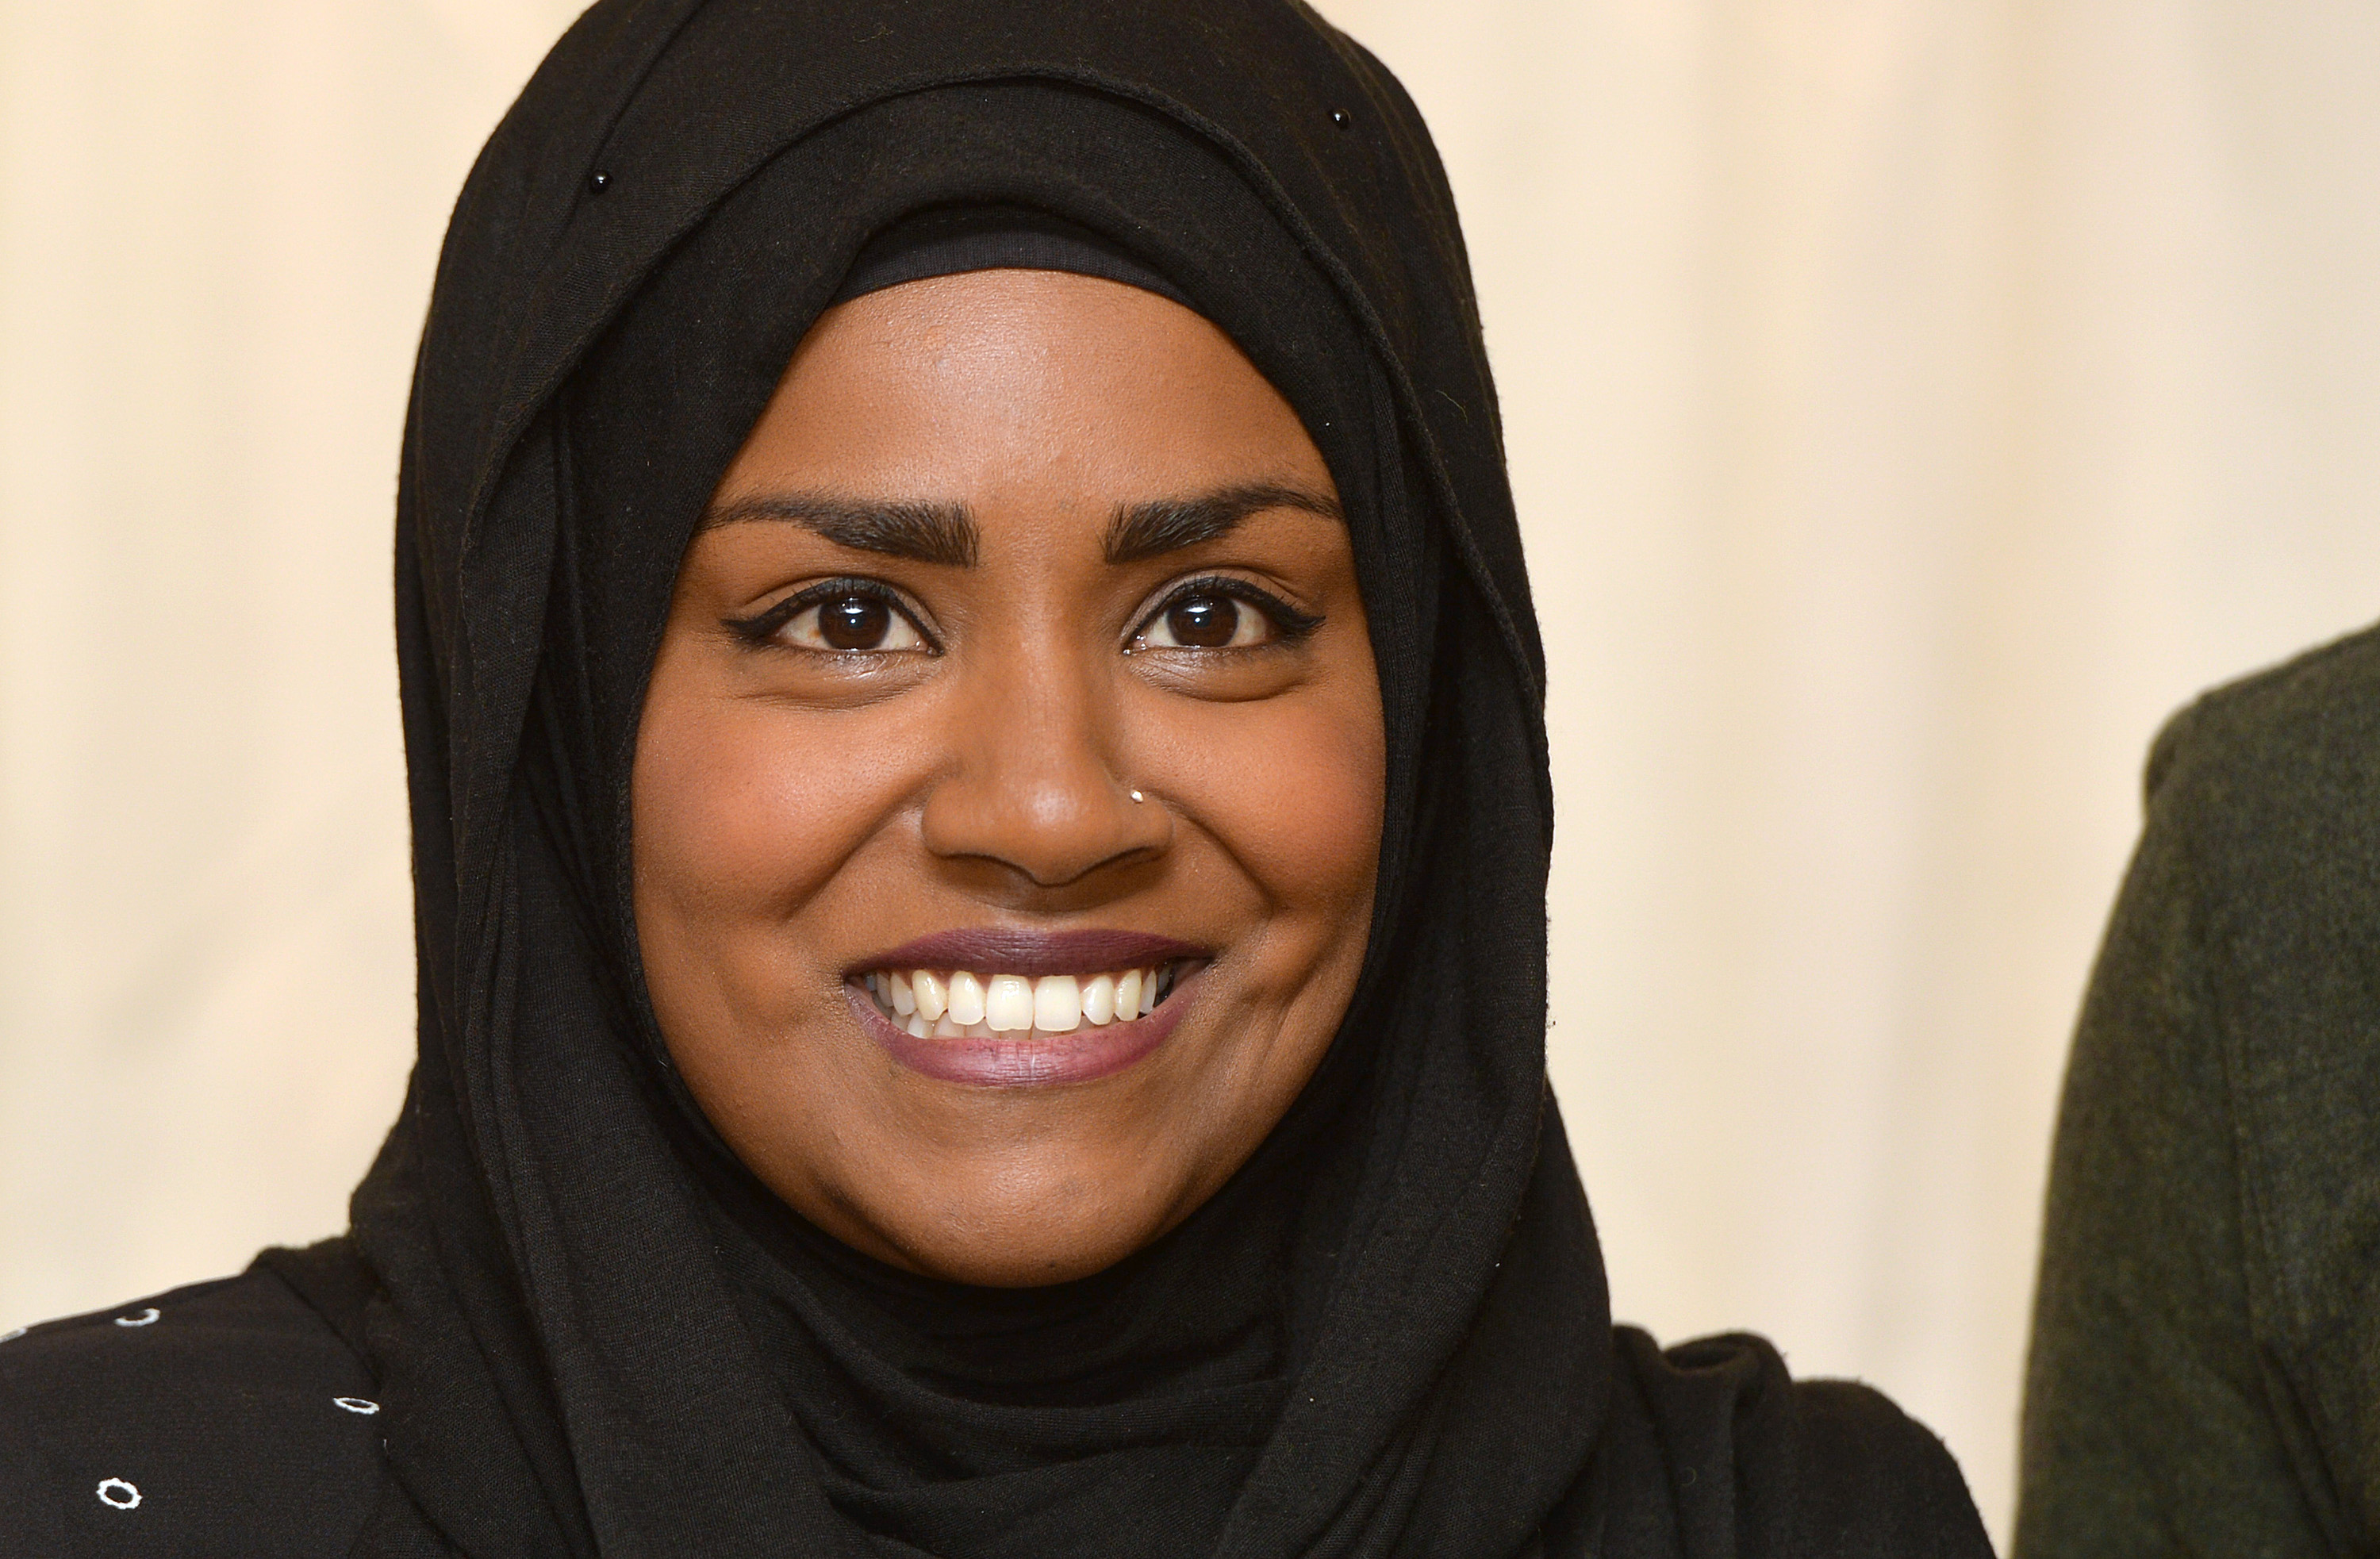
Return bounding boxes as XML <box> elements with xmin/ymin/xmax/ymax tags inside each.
<box><xmin>1128</xmin><ymin>790</ymin><xmax>1145</xmax><ymax>804</ymax></box>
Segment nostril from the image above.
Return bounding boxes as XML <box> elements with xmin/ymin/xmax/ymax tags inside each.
<box><xmin>919</xmin><ymin>767</ymin><xmax>1170</xmax><ymax>889</ymax></box>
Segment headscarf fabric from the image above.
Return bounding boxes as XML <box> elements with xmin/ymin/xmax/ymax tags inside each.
<box><xmin>317</xmin><ymin>3</ymin><xmax>1994</xmax><ymax>1556</ymax></box>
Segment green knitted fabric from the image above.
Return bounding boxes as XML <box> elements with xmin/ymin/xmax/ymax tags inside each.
<box><xmin>2018</xmin><ymin>620</ymin><xmax>2380</xmax><ymax>1557</ymax></box>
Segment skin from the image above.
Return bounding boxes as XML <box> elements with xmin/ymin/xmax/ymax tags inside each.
<box><xmin>632</xmin><ymin>268</ymin><xmax>1384</xmax><ymax>1286</ymax></box>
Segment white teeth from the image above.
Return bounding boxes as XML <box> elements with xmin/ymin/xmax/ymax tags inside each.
<box><xmin>866</xmin><ymin>962</ymin><xmax>1177</xmax><ymax>1037</ymax></box>
<box><xmin>1034</xmin><ymin>974</ymin><xmax>1082</xmax><ymax>1033</ymax></box>
<box><xmin>946</xmin><ymin>970</ymin><xmax>986</xmax><ymax>1027</ymax></box>
<box><xmin>985</xmin><ymin>973</ymin><xmax>1035</xmax><ymax>1033</ymax></box>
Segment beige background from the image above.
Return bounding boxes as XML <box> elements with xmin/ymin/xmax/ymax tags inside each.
<box><xmin>6</xmin><ymin>0</ymin><xmax>2378</xmax><ymax>1542</ymax></box>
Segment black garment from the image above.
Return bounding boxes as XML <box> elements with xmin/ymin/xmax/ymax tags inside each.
<box><xmin>2016</xmin><ymin>620</ymin><xmax>2380</xmax><ymax>1557</ymax></box>
<box><xmin>0</xmin><ymin>1261</ymin><xmax>390</xmax><ymax>1556</ymax></box>
<box><xmin>828</xmin><ymin>204</ymin><xmax>1200</xmax><ymax>312</ymax></box>
<box><xmin>0</xmin><ymin>3</ymin><xmax>1989</xmax><ymax>1556</ymax></box>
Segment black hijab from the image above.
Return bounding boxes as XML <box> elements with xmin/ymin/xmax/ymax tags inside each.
<box><xmin>315</xmin><ymin>2</ymin><xmax>1992</xmax><ymax>1555</ymax></box>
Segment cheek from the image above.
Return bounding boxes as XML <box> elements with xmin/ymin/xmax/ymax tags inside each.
<box><xmin>1154</xmin><ymin>688</ymin><xmax>1385</xmax><ymax>930</ymax></box>
<box><xmin>631</xmin><ymin>684</ymin><xmax>908</xmax><ymax>942</ymax></box>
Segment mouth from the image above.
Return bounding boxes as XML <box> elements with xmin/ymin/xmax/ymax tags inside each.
<box><xmin>844</xmin><ymin>929</ymin><xmax>1207</xmax><ymax>1088</ymax></box>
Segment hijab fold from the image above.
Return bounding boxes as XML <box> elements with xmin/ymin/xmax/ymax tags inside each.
<box><xmin>328</xmin><ymin>3</ymin><xmax>1992</xmax><ymax>1555</ymax></box>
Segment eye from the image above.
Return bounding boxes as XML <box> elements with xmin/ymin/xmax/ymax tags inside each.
<box><xmin>785</xmin><ymin>593</ymin><xmax>924</xmax><ymax>652</ymax></box>
<box><xmin>1129</xmin><ymin>577</ymin><xmax>1320</xmax><ymax>654</ymax></box>
<box><xmin>729</xmin><ymin>580</ymin><xmax>933</xmax><ymax>654</ymax></box>
<box><xmin>1145</xmin><ymin>592</ymin><xmax>1261</xmax><ymax>650</ymax></box>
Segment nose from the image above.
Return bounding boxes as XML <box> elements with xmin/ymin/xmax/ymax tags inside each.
<box><xmin>918</xmin><ymin>655</ymin><xmax>1169</xmax><ymax>893</ymax></box>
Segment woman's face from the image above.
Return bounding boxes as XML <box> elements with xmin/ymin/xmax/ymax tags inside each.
<box><xmin>633</xmin><ymin>269</ymin><xmax>1384</xmax><ymax>1286</ymax></box>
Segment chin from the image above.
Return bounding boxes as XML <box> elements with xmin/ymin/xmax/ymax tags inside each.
<box><xmin>834</xmin><ymin>1154</ymin><xmax>1187</xmax><ymax>1287</ymax></box>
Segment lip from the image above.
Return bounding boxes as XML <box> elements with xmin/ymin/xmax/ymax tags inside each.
<box><xmin>846</xmin><ymin>963</ymin><xmax>1203</xmax><ymax>1088</ymax></box>
<box><xmin>845</xmin><ymin>927</ymin><xmax>1208</xmax><ymax>980</ymax></box>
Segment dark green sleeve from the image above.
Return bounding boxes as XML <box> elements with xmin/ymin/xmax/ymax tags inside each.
<box><xmin>2016</xmin><ymin>647</ymin><xmax>2380</xmax><ymax>1558</ymax></box>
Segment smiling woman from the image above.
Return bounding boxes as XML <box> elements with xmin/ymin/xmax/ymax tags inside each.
<box><xmin>635</xmin><ymin>262</ymin><xmax>1384</xmax><ymax>1284</ymax></box>
<box><xmin>0</xmin><ymin>2</ymin><xmax>1989</xmax><ymax>1556</ymax></box>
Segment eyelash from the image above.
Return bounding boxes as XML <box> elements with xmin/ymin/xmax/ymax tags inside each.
<box><xmin>720</xmin><ymin>573</ymin><xmax>1323</xmax><ymax>653</ymax></box>
<box><xmin>1129</xmin><ymin>574</ymin><xmax>1324</xmax><ymax>649</ymax></box>
<box><xmin>724</xmin><ymin>577</ymin><xmax>938</xmax><ymax>651</ymax></box>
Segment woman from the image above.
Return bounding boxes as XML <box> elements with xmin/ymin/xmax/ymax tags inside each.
<box><xmin>0</xmin><ymin>2</ymin><xmax>1989</xmax><ymax>1554</ymax></box>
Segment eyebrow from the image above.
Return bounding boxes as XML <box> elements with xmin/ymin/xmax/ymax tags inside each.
<box><xmin>697</xmin><ymin>492</ymin><xmax>979</xmax><ymax>566</ymax></box>
<box><xmin>697</xmin><ymin>480</ymin><xmax>1343</xmax><ymax>569</ymax></box>
<box><xmin>1103</xmin><ymin>482</ymin><xmax>1345</xmax><ymax>564</ymax></box>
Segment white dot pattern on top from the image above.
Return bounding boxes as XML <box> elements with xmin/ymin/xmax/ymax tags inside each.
<box><xmin>0</xmin><ymin>1267</ymin><xmax>390</xmax><ymax>1551</ymax></box>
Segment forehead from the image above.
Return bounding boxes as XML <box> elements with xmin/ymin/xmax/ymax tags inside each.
<box><xmin>717</xmin><ymin>268</ymin><xmax>1333</xmax><ymax>511</ymax></box>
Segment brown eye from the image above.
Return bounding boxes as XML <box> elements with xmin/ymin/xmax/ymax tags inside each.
<box><xmin>820</xmin><ymin>595</ymin><xmax>890</xmax><ymax>649</ymax></box>
<box><xmin>1165</xmin><ymin>595</ymin><xmax>1241</xmax><ymax>648</ymax></box>
<box><xmin>778</xmin><ymin>590</ymin><xmax>927</xmax><ymax>653</ymax></box>
<box><xmin>1136</xmin><ymin>588</ymin><xmax>1274</xmax><ymax>651</ymax></box>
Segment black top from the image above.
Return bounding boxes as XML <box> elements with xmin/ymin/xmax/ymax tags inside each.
<box><xmin>0</xmin><ymin>1255</ymin><xmax>386</xmax><ymax>1557</ymax></box>
<box><xmin>2017</xmin><ymin>620</ymin><xmax>2380</xmax><ymax>1556</ymax></box>
<box><xmin>2</xmin><ymin>2</ymin><xmax>1991</xmax><ymax>1555</ymax></box>
<box><xmin>0</xmin><ymin>1246</ymin><xmax>1983</xmax><ymax>1558</ymax></box>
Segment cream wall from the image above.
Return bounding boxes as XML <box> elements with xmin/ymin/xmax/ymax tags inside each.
<box><xmin>6</xmin><ymin>1</ymin><xmax>2379</xmax><ymax>1542</ymax></box>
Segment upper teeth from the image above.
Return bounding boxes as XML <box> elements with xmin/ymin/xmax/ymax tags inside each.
<box><xmin>862</xmin><ymin>965</ymin><xmax>1174</xmax><ymax>1040</ymax></box>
